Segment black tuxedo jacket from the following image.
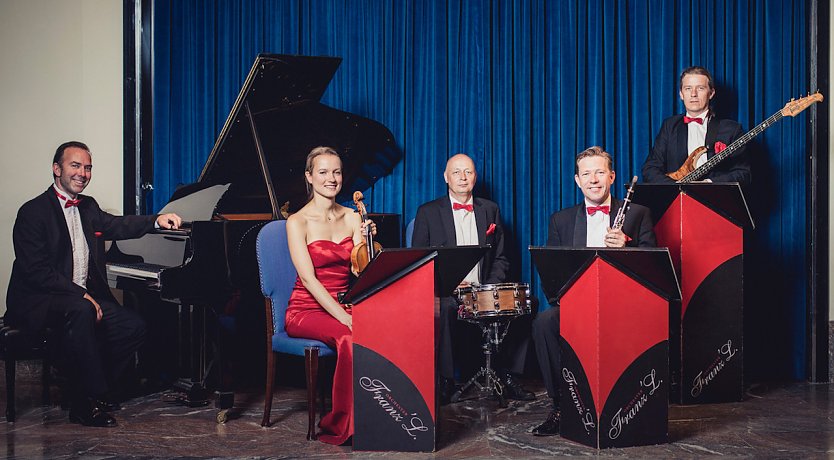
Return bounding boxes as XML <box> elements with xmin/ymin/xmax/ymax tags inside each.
<box><xmin>6</xmin><ymin>187</ymin><xmax>157</xmax><ymax>330</ymax></box>
<box><xmin>642</xmin><ymin>114</ymin><xmax>751</xmax><ymax>185</ymax></box>
<box><xmin>546</xmin><ymin>198</ymin><xmax>656</xmax><ymax>248</ymax></box>
<box><xmin>412</xmin><ymin>195</ymin><xmax>509</xmax><ymax>284</ymax></box>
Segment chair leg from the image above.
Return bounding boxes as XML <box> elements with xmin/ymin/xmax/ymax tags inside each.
<box><xmin>305</xmin><ymin>346</ymin><xmax>320</xmax><ymax>441</ymax></box>
<box><xmin>261</xmin><ymin>351</ymin><xmax>277</xmax><ymax>427</ymax></box>
<box><xmin>5</xmin><ymin>358</ymin><xmax>16</xmax><ymax>422</ymax></box>
<box><xmin>319</xmin><ymin>375</ymin><xmax>327</xmax><ymax>418</ymax></box>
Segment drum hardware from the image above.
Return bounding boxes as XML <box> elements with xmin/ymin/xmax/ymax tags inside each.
<box><xmin>450</xmin><ymin>319</ymin><xmax>513</xmax><ymax>408</ymax></box>
<box><xmin>451</xmin><ymin>282</ymin><xmax>532</xmax><ymax>407</ymax></box>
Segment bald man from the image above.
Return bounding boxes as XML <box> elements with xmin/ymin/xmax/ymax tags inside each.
<box><xmin>412</xmin><ymin>153</ymin><xmax>534</xmax><ymax>405</ymax></box>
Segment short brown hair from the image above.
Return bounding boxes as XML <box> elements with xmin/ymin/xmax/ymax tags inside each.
<box><xmin>53</xmin><ymin>141</ymin><xmax>90</xmax><ymax>179</ymax></box>
<box><xmin>679</xmin><ymin>66</ymin><xmax>715</xmax><ymax>91</ymax></box>
<box><xmin>575</xmin><ymin>146</ymin><xmax>613</xmax><ymax>174</ymax></box>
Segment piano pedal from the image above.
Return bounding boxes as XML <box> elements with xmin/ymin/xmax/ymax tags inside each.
<box><xmin>162</xmin><ymin>378</ymin><xmax>211</xmax><ymax>407</ymax></box>
<box><xmin>214</xmin><ymin>391</ymin><xmax>234</xmax><ymax>410</ymax></box>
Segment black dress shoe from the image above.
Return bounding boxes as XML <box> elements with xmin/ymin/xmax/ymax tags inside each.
<box><xmin>69</xmin><ymin>401</ymin><xmax>118</xmax><ymax>428</ymax></box>
<box><xmin>94</xmin><ymin>399</ymin><xmax>122</xmax><ymax>412</ymax></box>
<box><xmin>532</xmin><ymin>410</ymin><xmax>560</xmax><ymax>436</ymax></box>
<box><xmin>501</xmin><ymin>374</ymin><xmax>536</xmax><ymax>401</ymax></box>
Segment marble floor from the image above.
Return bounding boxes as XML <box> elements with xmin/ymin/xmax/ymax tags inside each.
<box><xmin>2</xmin><ymin>361</ymin><xmax>833</xmax><ymax>459</ymax></box>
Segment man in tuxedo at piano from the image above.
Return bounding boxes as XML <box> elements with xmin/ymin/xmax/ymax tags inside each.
<box><xmin>5</xmin><ymin>141</ymin><xmax>182</xmax><ymax>427</ymax></box>
<box><xmin>531</xmin><ymin>146</ymin><xmax>655</xmax><ymax>436</ymax></box>
<box><xmin>641</xmin><ymin>66</ymin><xmax>751</xmax><ymax>185</ymax></box>
<box><xmin>412</xmin><ymin>153</ymin><xmax>535</xmax><ymax>405</ymax></box>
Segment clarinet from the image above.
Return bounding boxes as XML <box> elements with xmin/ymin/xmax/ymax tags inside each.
<box><xmin>612</xmin><ymin>176</ymin><xmax>638</xmax><ymax>230</ymax></box>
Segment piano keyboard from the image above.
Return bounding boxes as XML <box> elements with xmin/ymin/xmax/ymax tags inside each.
<box><xmin>107</xmin><ymin>262</ymin><xmax>168</xmax><ymax>281</ymax></box>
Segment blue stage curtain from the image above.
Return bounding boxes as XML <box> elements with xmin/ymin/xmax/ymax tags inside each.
<box><xmin>152</xmin><ymin>0</ymin><xmax>810</xmax><ymax>380</ymax></box>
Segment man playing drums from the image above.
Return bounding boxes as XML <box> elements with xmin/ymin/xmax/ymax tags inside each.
<box><xmin>412</xmin><ymin>153</ymin><xmax>535</xmax><ymax>405</ymax></box>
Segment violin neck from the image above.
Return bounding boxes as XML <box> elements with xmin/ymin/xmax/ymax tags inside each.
<box><xmin>361</xmin><ymin>213</ymin><xmax>376</xmax><ymax>259</ymax></box>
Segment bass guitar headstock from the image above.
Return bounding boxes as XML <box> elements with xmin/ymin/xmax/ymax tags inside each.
<box><xmin>782</xmin><ymin>92</ymin><xmax>824</xmax><ymax>117</ymax></box>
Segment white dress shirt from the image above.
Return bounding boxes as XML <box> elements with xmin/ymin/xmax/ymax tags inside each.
<box><xmin>585</xmin><ymin>196</ymin><xmax>612</xmax><ymax>248</ymax></box>
<box><xmin>686</xmin><ymin>109</ymin><xmax>710</xmax><ymax>168</ymax></box>
<box><xmin>450</xmin><ymin>194</ymin><xmax>480</xmax><ymax>284</ymax></box>
<box><xmin>54</xmin><ymin>185</ymin><xmax>89</xmax><ymax>289</ymax></box>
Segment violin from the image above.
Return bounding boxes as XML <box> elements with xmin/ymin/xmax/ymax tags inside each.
<box><xmin>350</xmin><ymin>191</ymin><xmax>382</xmax><ymax>276</ymax></box>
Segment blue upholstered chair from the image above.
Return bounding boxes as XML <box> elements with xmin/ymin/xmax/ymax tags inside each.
<box><xmin>405</xmin><ymin>218</ymin><xmax>415</xmax><ymax>248</ymax></box>
<box><xmin>256</xmin><ymin>220</ymin><xmax>335</xmax><ymax>440</ymax></box>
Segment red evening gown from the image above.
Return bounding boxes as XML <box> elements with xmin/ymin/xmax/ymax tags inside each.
<box><xmin>285</xmin><ymin>236</ymin><xmax>354</xmax><ymax>445</ymax></box>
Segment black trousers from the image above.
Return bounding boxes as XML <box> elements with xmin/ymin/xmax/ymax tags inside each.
<box><xmin>437</xmin><ymin>296</ymin><xmax>531</xmax><ymax>381</ymax></box>
<box><xmin>45</xmin><ymin>294</ymin><xmax>146</xmax><ymax>400</ymax></box>
<box><xmin>532</xmin><ymin>305</ymin><xmax>560</xmax><ymax>410</ymax></box>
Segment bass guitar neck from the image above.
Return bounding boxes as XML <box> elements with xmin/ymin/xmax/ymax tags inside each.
<box><xmin>667</xmin><ymin>92</ymin><xmax>823</xmax><ymax>183</ymax></box>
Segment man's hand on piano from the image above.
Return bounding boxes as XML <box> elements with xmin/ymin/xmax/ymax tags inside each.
<box><xmin>156</xmin><ymin>213</ymin><xmax>183</xmax><ymax>229</ymax></box>
<box><xmin>83</xmin><ymin>293</ymin><xmax>103</xmax><ymax>323</ymax></box>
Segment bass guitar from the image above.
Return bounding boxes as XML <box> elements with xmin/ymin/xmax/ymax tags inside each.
<box><xmin>668</xmin><ymin>92</ymin><xmax>824</xmax><ymax>182</ymax></box>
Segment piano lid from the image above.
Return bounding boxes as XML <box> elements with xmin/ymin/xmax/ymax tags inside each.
<box><xmin>175</xmin><ymin>53</ymin><xmax>400</xmax><ymax>216</ymax></box>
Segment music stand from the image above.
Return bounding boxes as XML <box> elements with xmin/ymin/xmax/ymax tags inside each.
<box><xmin>634</xmin><ymin>183</ymin><xmax>751</xmax><ymax>404</ymax></box>
<box><xmin>346</xmin><ymin>246</ymin><xmax>487</xmax><ymax>452</ymax></box>
<box><xmin>531</xmin><ymin>247</ymin><xmax>679</xmax><ymax>448</ymax></box>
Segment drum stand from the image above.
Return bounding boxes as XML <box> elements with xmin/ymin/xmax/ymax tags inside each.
<box><xmin>450</xmin><ymin>317</ymin><xmax>514</xmax><ymax>408</ymax></box>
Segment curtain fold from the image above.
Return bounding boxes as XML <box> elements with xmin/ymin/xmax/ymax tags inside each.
<box><xmin>152</xmin><ymin>0</ymin><xmax>810</xmax><ymax>379</ymax></box>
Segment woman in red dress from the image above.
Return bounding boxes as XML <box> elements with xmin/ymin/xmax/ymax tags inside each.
<box><xmin>285</xmin><ymin>146</ymin><xmax>370</xmax><ymax>445</ymax></box>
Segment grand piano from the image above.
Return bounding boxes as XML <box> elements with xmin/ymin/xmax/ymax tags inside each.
<box><xmin>106</xmin><ymin>54</ymin><xmax>401</xmax><ymax>417</ymax></box>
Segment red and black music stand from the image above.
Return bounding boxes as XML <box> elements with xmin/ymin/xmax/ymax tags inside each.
<box><xmin>531</xmin><ymin>247</ymin><xmax>680</xmax><ymax>448</ymax></box>
<box><xmin>343</xmin><ymin>246</ymin><xmax>487</xmax><ymax>452</ymax></box>
<box><xmin>633</xmin><ymin>183</ymin><xmax>753</xmax><ymax>404</ymax></box>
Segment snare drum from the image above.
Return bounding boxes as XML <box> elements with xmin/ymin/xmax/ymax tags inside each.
<box><xmin>456</xmin><ymin>283</ymin><xmax>532</xmax><ymax>319</ymax></box>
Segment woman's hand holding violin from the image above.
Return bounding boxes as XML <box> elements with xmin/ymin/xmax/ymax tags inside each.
<box><xmin>360</xmin><ymin>219</ymin><xmax>377</xmax><ymax>237</ymax></box>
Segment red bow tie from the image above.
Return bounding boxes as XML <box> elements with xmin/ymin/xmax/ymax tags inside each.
<box><xmin>587</xmin><ymin>205</ymin><xmax>610</xmax><ymax>216</ymax></box>
<box><xmin>55</xmin><ymin>189</ymin><xmax>81</xmax><ymax>208</ymax></box>
<box><xmin>452</xmin><ymin>202</ymin><xmax>474</xmax><ymax>212</ymax></box>
<box><xmin>683</xmin><ymin>115</ymin><xmax>704</xmax><ymax>125</ymax></box>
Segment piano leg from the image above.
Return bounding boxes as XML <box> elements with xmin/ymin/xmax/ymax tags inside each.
<box><xmin>210</xmin><ymin>304</ymin><xmax>235</xmax><ymax>421</ymax></box>
<box><xmin>190</xmin><ymin>304</ymin><xmax>197</xmax><ymax>381</ymax></box>
<box><xmin>169</xmin><ymin>303</ymin><xmax>210</xmax><ymax>407</ymax></box>
<box><xmin>166</xmin><ymin>302</ymin><xmax>234</xmax><ymax>421</ymax></box>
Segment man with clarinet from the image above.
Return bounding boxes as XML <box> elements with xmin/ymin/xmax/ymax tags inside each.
<box><xmin>531</xmin><ymin>146</ymin><xmax>656</xmax><ymax>436</ymax></box>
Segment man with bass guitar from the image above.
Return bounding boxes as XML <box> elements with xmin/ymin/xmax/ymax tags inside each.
<box><xmin>642</xmin><ymin>66</ymin><xmax>751</xmax><ymax>185</ymax></box>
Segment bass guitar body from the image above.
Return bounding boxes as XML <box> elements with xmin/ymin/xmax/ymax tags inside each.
<box><xmin>667</xmin><ymin>146</ymin><xmax>707</xmax><ymax>181</ymax></box>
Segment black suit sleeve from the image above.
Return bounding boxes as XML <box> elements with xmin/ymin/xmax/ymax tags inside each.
<box><xmin>12</xmin><ymin>203</ymin><xmax>85</xmax><ymax>298</ymax></box>
<box><xmin>626</xmin><ymin>206</ymin><xmax>656</xmax><ymax>247</ymax></box>
<box><xmin>642</xmin><ymin>118</ymin><xmax>678</xmax><ymax>184</ymax></box>
<box><xmin>88</xmin><ymin>198</ymin><xmax>156</xmax><ymax>240</ymax></box>
<box><xmin>411</xmin><ymin>204</ymin><xmax>431</xmax><ymax>248</ymax></box>
<box><xmin>706</xmin><ymin>122</ymin><xmax>750</xmax><ymax>185</ymax></box>
<box><xmin>545</xmin><ymin>212</ymin><xmax>562</xmax><ymax>246</ymax></box>
<box><xmin>484</xmin><ymin>207</ymin><xmax>509</xmax><ymax>284</ymax></box>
